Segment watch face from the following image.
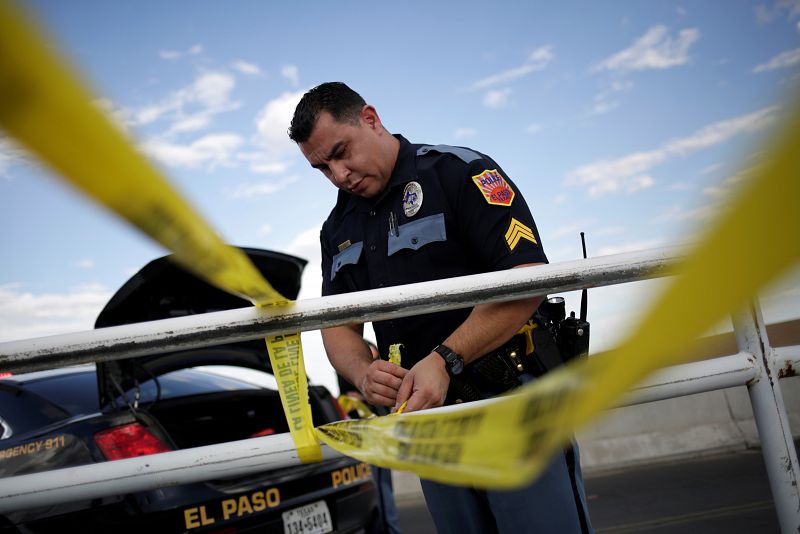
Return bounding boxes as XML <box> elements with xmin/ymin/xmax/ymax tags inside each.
<box><xmin>450</xmin><ymin>357</ymin><xmax>464</xmax><ymax>375</ymax></box>
<box><xmin>435</xmin><ymin>345</ymin><xmax>464</xmax><ymax>375</ymax></box>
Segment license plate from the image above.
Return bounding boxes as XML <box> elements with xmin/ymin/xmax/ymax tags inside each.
<box><xmin>282</xmin><ymin>500</ymin><xmax>332</xmax><ymax>534</ymax></box>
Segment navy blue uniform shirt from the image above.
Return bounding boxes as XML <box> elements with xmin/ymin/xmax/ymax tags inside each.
<box><xmin>321</xmin><ymin>135</ymin><xmax>547</xmax><ymax>369</ymax></box>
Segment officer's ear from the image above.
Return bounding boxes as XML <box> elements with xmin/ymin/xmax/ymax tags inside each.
<box><xmin>360</xmin><ymin>105</ymin><xmax>380</xmax><ymax>130</ymax></box>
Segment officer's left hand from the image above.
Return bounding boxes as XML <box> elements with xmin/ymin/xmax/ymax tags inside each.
<box><xmin>394</xmin><ymin>353</ymin><xmax>449</xmax><ymax>412</ymax></box>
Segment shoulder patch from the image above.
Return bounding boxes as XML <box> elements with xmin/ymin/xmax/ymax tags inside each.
<box><xmin>416</xmin><ymin>144</ymin><xmax>482</xmax><ymax>164</ymax></box>
<box><xmin>505</xmin><ymin>218</ymin><xmax>538</xmax><ymax>251</ymax></box>
<box><xmin>471</xmin><ymin>169</ymin><xmax>515</xmax><ymax>206</ymax></box>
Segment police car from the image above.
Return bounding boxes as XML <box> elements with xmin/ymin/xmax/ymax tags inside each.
<box><xmin>0</xmin><ymin>249</ymin><xmax>381</xmax><ymax>533</ymax></box>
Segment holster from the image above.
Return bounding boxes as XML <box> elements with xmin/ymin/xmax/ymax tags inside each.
<box><xmin>443</xmin><ymin>316</ymin><xmax>566</xmax><ymax>405</ymax></box>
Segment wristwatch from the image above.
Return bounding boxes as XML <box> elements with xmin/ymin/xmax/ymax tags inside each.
<box><xmin>433</xmin><ymin>344</ymin><xmax>465</xmax><ymax>376</ymax></box>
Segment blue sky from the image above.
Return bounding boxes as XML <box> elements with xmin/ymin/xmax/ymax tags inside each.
<box><xmin>1</xmin><ymin>0</ymin><xmax>799</xmax><ymax>393</ymax></box>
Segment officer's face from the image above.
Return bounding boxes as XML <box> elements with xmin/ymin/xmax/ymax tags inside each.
<box><xmin>299</xmin><ymin>107</ymin><xmax>396</xmax><ymax>198</ymax></box>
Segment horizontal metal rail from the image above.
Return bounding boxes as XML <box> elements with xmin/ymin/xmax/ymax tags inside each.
<box><xmin>1</xmin><ymin>245</ymin><xmax>797</xmax><ymax>530</ymax></box>
<box><xmin>620</xmin><ymin>352</ymin><xmax>759</xmax><ymax>406</ymax></box>
<box><xmin>0</xmin><ymin>433</ymin><xmax>344</xmax><ymax>513</ymax></box>
<box><xmin>0</xmin><ymin>347</ymin><xmax>783</xmax><ymax>513</ymax></box>
<box><xmin>0</xmin><ymin>247</ymin><xmax>682</xmax><ymax>373</ymax></box>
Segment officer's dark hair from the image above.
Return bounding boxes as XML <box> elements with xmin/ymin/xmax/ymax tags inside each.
<box><xmin>288</xmin><ymin>82</ymin><xmax>366</xmax><ymax>143</ymax></box>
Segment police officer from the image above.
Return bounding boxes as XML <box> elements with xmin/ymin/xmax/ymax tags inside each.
<box><xmin>289</xmin><ymin>82</ymin><xmax>592</xmax><ymax>534</ymax></box>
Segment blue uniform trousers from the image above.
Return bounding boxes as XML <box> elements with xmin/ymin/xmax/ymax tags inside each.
<box><xmin>420</xmin><ymin>442</ymin><xmax>592</xmax><ymax>533</ymax></box>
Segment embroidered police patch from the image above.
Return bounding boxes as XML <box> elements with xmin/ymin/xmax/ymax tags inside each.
<box><xmin>402</xmin><ymin>181</ymin><xmax>423</xmax><ymax>217</ymax></box>
<box><xmin>471</xmin><ymin>169</ymin><xmax>515</xmax><ymax>206</ymax></box>
<box><xmin>505</xmin><ymin>217</ymin><xmax>537</xmax><ymax>251</ymax></box>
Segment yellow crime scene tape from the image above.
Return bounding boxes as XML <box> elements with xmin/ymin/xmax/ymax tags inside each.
<box><xmin>0</xmin><ymin>1</ymin><xmax>320</xmax><ymax>463</ymax></box>
<box><xmin>337</xmin><ymin>395</ymin><xmax>377</xmax><ymax>420</ymax></box>
<box><xmin>2</xmin><ymin>0</ymin><xmax>799</xmax><ymax>488</ymax></box>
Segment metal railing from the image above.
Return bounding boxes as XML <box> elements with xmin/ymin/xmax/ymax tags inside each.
<box><xmin>0</xmin><ymin>247</ymin><xmax>798</xmax><ymax>530</ymax></box>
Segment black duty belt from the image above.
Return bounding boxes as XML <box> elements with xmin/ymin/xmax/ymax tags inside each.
<box><xmin>444</xmin><ymin>320</ymin><xmax>565</xmax><ymax>405</ymax></box>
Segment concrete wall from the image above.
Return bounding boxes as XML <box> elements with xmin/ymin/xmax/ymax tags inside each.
<box><xmin>577</xmin><ymin>376</ymin><xmax>799</xmax><ymax>473</ymax></box>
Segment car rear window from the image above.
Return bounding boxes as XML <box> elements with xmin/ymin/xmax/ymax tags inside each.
<box><xmin>126</xmin><ymin>368</ymin><xmax>263</xmax><ymax>405</ymax></box>
<box><xmin>19</xmin><ymin>371</ymin><xmax>100</xmax><ymax>415</ymax></box>
<box><xmin>3</xmin><ymin>368</ymin><xmax>268</xmax><ymax>420</ymax></box>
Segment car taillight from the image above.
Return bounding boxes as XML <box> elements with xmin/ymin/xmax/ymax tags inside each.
<box><xmin>250</xmin><ymin>427</ymin><xmax>276</xmax><ymax>438</ymax></box>
<box><xmin>94</xmin><ymin>423</ymin><xmax>172</xmax><ymax>460</ymax></box>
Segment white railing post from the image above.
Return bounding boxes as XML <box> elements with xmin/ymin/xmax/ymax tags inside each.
<box><xmin>734</xmin><ymin>301</ymin><xmax>800</xmax><ymax>533</ymax></box>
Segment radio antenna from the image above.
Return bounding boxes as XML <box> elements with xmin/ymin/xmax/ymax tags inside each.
<box><xmin>580</xmin><ymin>232</ymin><xmax>588</xmax><ymax>321</ymax></box>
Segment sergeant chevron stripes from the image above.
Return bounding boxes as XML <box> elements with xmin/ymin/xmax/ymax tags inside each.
<box><xmin>504</xmin><ymin>218</ymin><xmax>537</xmax><ymax>251</ymax></box>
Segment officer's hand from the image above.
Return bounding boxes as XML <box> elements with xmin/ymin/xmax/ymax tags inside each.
<box><xmin>394</xmin><ymin>353</ymin><xmax>449</xmax><ymax>413</ymax></box>
<box><xmin>360</xmin><ymin>360</ymin><xmax>407</xmax><ymax>407</ymax></box>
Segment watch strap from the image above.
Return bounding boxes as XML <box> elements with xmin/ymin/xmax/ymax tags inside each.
<box><xmin>433</xmin><ymin>344</ymin><xmax>465</xmax><ymax>375</ymax></box>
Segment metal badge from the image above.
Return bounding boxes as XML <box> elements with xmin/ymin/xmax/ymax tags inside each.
<box><xmin>402</xmin><ymin>181</ymin><xmax>423</xmax><ymax>217</ymax></box>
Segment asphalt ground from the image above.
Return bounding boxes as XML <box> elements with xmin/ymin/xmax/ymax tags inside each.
<box><xmin>396</xmin><ymin>441</ymin><xmax>799</xmax><ymax>533</ymax></box>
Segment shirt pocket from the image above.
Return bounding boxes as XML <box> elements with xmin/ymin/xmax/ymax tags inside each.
<box><xmin>330</xmin><ymin>241</ymin><xmax>364</xmax><ymax>281</ymax></box>
<box><xmin>388</xmin><ymin>213</ymin><xmax>447</xmax><ymax>256</ymax></box>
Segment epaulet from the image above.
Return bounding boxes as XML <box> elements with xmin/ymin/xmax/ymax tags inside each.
<box><xmin>416</xmin><ymin>144</ymin><xmax>482</xmax><ymax>164</ymax></box>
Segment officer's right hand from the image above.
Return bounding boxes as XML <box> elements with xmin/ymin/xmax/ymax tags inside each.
<box><xmin>359</xmin><ymin>360</ymin><xmax>408</xmax><ymax>407</ymax></box>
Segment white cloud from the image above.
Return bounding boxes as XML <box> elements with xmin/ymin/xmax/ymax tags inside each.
<box><xmin>594</xmin><ymin>225</ymin><xmax>627</xmax><ymax>237</ymax></box>
<box><xmin>591</xmin><ymin>79</ymin><xmax>634</xmax><ymax>115</ymax></box>
<box><xmin>453</xmin><ymin>127</ymin><xmax>477</xmax><ymax>139</ymax></box>
<box><xmin>592</xmin><ymin>97</ymin><xmax>618</xmax><ymax>115</ymax></box>
<box><xmin>483</xmin><ymin>88</ymin><xmax>512</xmax><ymax>108</ymax></box>
<box><xmin>468</xmin><ymin>45</ymin><xmax>554</xmax><ymax>91</ymax></box>
<box><xmin>189</xmin><ymin>44</ymin><xmax>204</xmax><ymax>55</ymax></box>
<box><xmin>236</xmin><ymin>152</ymin><xmax>291</xmax><ymax>174</ymax></box>
<box><xmin>755</xmin><ymin>1</ymin><xmax>800</xmax><ymax>24</ymax></box>
<box><xmin>259</xmin><ymin>224</ymin><xmax>273</xmax><ymax>236</ymax></box>
<box><xmin>668</xmin><ymin>182</ymin><xmax>693</xmax><ymax>191</ymax></box>
<box><xmin>627</xmin><ymin>175</ymin><xmax>655</xmax><ymax>193</ymax></box>
<box><xmin>281</xmin><ymin>65</ymin><xmax>300</xmax><ymax>86</ymax></box>
<box><xmin>136</xmin><ymin>103</ymin><xmax>172</xmax><ymax>125</ymax></box>
<box><xmin>142</xmin><ymin>133</ymin><xmax>244</xmax><ymax>169</ymax></box>
<box><xmin>232</xmin><ymin>60</ymin><xmax>262</xmax><ymax>75</ymax></box>
<box><xmin>0</xmin><ymin>283</ymin><xmax>113</xmax><ymax>342</ymax></box>
<box><xmin>0</xmin><ymin>137</ymin><xmax>27</xmax><ymax>177</ymax></box>
<box><xmin>753</xmin><ymin>48</ymin><xmax>800</xmax><ymax>72</ymax></box>
<box><xmin>653</xmin><ymin>165</ymin><xmax>758</xmax><ymax>226</ymax></box>
<box><xmin>702</xmin><ymin>165</ymin><xmax>754</xmax><ymax>199</ymax></box>
<box><xmin>225</xmin><ymin>176</ymin><xmax>298</xmax><ymax>199</ymax></box>
<box><xmin>594</xmin><ymin>25</ymin><xmax>700</xmax><ymax>72</ymax></box>
<box><xmin>169</xmin><ymin>115</ymin><xmax>211</xmax><ymax>134</ymax></box>
<box><xmin>75</xmin><ymin>259</ymin><xmax>95</xmax><ymax>269</ymax></box>
<box><xmin>701</xmin><ymin>162</ymin><xmax>724</xmax><ymax>175</ymax></box>
<box><xmin>286</xmin><ymin>224</ymin><xmax>325</xmax><ymax>301</ymax></box>
<box><xmin>93</xmin><ymin>98</ymin><xmax>136</xmax><ymax>133</ymax></box>
<box><xmin>526</xmin><ymin>123</ymin><xmax>544</xmax><ymax>134</ymax></box>
<box><xmin>254</xmin><ymin>161</ymin><xmax>290</xmax><ymax>174</ymax></box>
<box><xmin>133</xmin><ymin>71</ymin><xmax>240</xmax><ymax>134</ymax></box>
<box><xmin>651</xmin><ymin>203</ymin><xmax>720</xmax><ymax>224</ymax></box>
<box><xmin>566</xmin><ymin>106</ymin><xmax>778</xmax><ymax>196</ymax></box>
<box><xmin>254</xmin><ymin>90</ymin><xmax>306</xmax><ymax>155</ymax></box>
<box><xmin>552</xmin><ymin>219</ymin><xmax>596</xmax><ymax>239</ymax></box>
<box><xmin>193</xmin><ymin>72</ymin><xmax>236</xmax><ymax>109</ymax></box>
<box><xmin>159</xmin><ymin>49</ymin><xmax>182</xmax><ymax>60</ymax></box>
<box><xmin>596</xmin><ymin>238</ymin><xmax>668</xmax><ymax>256</ymax></box>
